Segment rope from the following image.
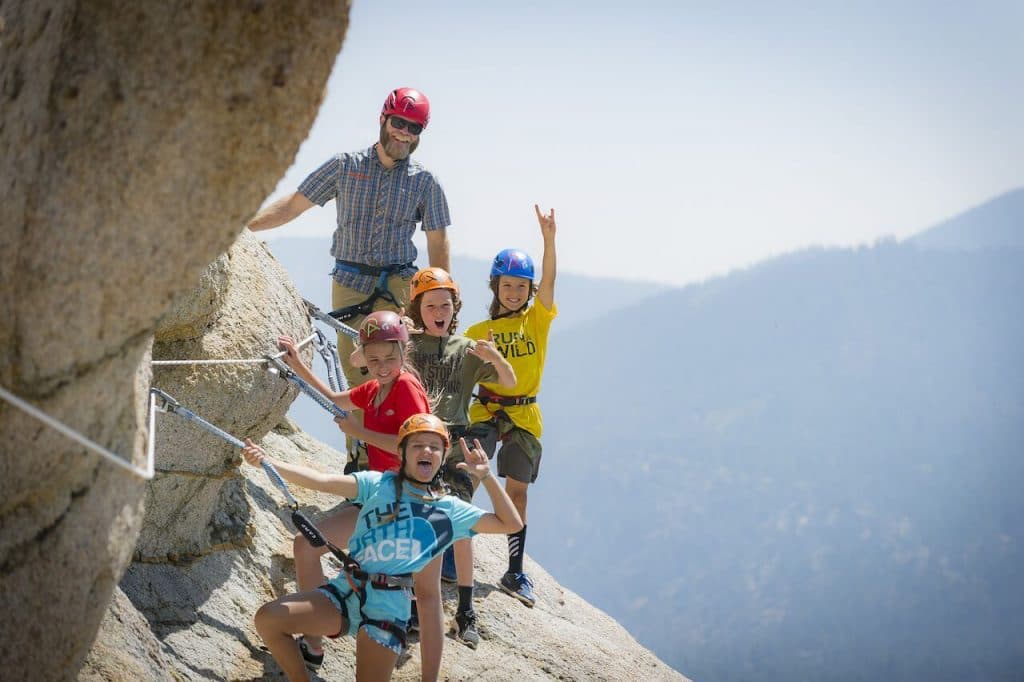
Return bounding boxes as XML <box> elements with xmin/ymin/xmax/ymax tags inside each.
<box><xmin>152</xmin><ymin>333</ymin><xmax>318</xmax><ymax>367</ymax></box>
<box><xmin>305</xmin><ymin>299</ymin><xmax>360</xmax><ymax>341</ymax></box>
<box><xmin>266</xmin><ymin>358</ymin><xmax>348</xmax><ymax>420</ymax></box>
<box><xmin>0</xmin><ymin>384</ymin><xmax>156</xmax><ymax>480</ymax></box>
<box><xmin>151</xmin><ymin>388</ymin><xmax>300</xmax><ymax>508</ymax></box>
<box><xmin>150</xmin><ymin>388</ymin><xmax>366</xmax><ymax>577</ymax></box>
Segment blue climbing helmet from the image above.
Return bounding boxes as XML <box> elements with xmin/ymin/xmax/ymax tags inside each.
<box><xmin>490</xmin><ymin>248</ymin><xmax>535</xmax><ymax>281</ymax></box>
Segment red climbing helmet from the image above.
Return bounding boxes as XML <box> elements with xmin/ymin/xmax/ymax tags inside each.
<box><xmin>359</xmin><ymin>310</ymin><xmax>409</xmax><ymax>345</ymax></box>
<box><xmin>381</xmin><ymin>87</ymin><xmax>430</xmax><ymax>129</ymax></box>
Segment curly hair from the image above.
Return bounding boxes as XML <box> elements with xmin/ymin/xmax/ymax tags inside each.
<box><xmin>408</xmin><ymin>289</ymin><xmax>462</xmax><ymax>334</ymax></box>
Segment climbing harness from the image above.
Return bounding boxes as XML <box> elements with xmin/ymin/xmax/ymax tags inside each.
<box><xmin>326</xmin><ymin>263</ymin><xmax>411</xmax><ymax>323</ymax></box>
<box><xmin>0</xmin><ymin>383</ymin><xmax>156</xmax><ymax>480</ymax></box>
<box><xmin>473</xmin><ymin>386</ymin><xmax>537</xmax><ymax>407</ymax></box>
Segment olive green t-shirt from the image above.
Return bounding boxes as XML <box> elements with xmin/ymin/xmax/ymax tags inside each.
<box><xmin>409</xmin><ymin>334</ymin><xmax>499</xmax><ymax>426</ymax></box>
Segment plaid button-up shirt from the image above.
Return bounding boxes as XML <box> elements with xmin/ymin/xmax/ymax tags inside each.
<box><xmin>298</xmin><ymin>145</ymin><xmax>451</xmax><ymax>293</ymax></box>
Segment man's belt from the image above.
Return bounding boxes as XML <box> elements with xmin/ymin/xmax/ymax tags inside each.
<box><xmin>333</xmin><ymin>260</ymin><xmax>414</xmax><ymax>277</ymax></box>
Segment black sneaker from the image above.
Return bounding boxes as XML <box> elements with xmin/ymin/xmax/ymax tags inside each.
<box><xmin>440</xmin><ymin>545</ymin><xmax>458</xmax><ymax>584</ymax></box>
<box><xmin>499</xmin><ymin>571</ymin><xmax>536</xmax><ymax>607</ymax></box>
<box><xmin>454</xmin><ymin>609</ymin><xmax>480</xmax><ymax>649</ymax></box>
<box><xmin>297</xmin><ymin>637</ymin><xmax>324</xmax><ymax>671</ymax></box>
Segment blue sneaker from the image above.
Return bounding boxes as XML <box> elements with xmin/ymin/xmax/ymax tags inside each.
<box><xmin>441</xmin><ymin>545</ymin><xmax>458</xmax><ymax>584</ymax></box>
<box><xmin>499</xmin><ymin>571</ymin><xmax>536</xmax><ymax>607</ymax></box>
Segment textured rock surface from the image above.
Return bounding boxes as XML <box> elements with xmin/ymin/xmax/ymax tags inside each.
<box><xmin>156</xmin><ymin>253</ymin><xmax>232</xmax><ymax>343</ymax></box>
<box><xmin>79</xmin><ymin>587</ymin><xmax>180</xmax><ymax>682</ymax></box>
<box><xmin>0</xmin><ymin>2</ymin><xmax>349</xmax><ymax>679</ymax></box>
<box><xmin>84</xmin><ymin>421</ymin><xmax>687</xmax><ymax>681</ymax></box>
<box><xmin>140</xmin><ymin>230</ymin><xmax>310</xmax><ymax>561</ymax></box>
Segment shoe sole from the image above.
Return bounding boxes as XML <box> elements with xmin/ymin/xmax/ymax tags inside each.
<box><xmin>441</xmin><ymin>575</ymin><xmax>458</xmax><ymax>584</ymax></box>
<box><xmin>499</xmin><ymin>583</ymin><xmax>536</xmax><ymax>608</ymax></box>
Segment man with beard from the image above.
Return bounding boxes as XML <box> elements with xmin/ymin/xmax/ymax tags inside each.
<box><xmin>248</xmin><ymin>87</ymin><xmax>450</xmax><ymax>471</ymax></box>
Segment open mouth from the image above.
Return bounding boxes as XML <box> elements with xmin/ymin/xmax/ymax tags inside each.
<box><xmin>432</xmin><ymin>319</ymin><xmax>446</xmax><ymax>330</ymax></box>
<box><xmin>415</xmin><ymin>456</ymin><xmax>434</xmax><ymax>479</ymax></box>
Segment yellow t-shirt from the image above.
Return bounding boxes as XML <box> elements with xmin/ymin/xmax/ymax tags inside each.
<box><xmin>465</xmin><ymin>299</ymin><xmax>558</xmax><ymax>439</ymax></box>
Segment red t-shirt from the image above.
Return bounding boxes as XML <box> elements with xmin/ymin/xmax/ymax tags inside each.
<box><xmin>348</xmin><ymin>372</ymin><xmax>430</xmax><ymax>472</ymax></box>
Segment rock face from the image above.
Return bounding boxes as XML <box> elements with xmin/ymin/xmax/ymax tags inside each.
<box><xmin>85</xmin><ymin>421</ymin><xmax>687</xmax><ymax>681</ymax></box>
<box><xmin>79</xmin><ymin>587</ymin><xmax>179</xmax><ymax>682</ymax></box>
<box><xmin>0</xmin><ymin>2</ymin><xmax>349</xmax><ymax>679</ymax></box>
<box><xmin>140</xmin><ymin>231</ymin><xmax>310</xmax><ymax>562</ymax></box>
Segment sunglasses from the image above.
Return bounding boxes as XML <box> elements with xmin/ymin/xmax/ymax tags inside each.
<box><xmin>388</xmin><ymin>116</ymin><xmax>423</xmax><ymax>135</ymax></box>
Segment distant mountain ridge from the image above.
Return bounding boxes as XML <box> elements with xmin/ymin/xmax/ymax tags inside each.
<box><xmin>907</xmin><ymin>187</ymin><xmax>1024</xmax><ymax>251</ymax></box>
<box><xmin>529</xmin><ymin>201</ymin><xmax>1024</xmax><ymax>680</ymax></box>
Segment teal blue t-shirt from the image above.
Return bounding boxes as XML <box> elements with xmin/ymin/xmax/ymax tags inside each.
<box><xmin>326</xmin><ymin>470</ymin><xmax>484</xmax><ymax>624</ymax></box>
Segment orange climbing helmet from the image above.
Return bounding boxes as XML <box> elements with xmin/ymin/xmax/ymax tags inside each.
<box><xmin>410</xmin><ymin>267</ymin><xmax>459</xmax><ymax>300</ymax></box>
<box><xmin>397</xmin><ymin>413</ymin><xmax>450</xmax><ymax>450</ymax></box>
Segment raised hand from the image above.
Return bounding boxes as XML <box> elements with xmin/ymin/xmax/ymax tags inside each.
<box><xmin>398</xmin><ymin>306</ymin><xmax>424</xmax><ymax>336</ymax></box>
<box><xmin>456</xmin><ymin>437</ymin><xmax>494</xmax><ymax>482</ymax></box>
<box><xmin>467</xmin><ymin>331</ymin><xmax>502</xmax><ymax>362</ymax></box>
<box><xmin>535</xmin><ymin>204</ymin><xmax>556</xmax><ymax>239</ymax></box>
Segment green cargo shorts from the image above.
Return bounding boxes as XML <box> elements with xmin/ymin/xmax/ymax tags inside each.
<box><xmin>461</xmin><ymin>413</ymin><xmax>543</xmax><ymax>484</ymax></box>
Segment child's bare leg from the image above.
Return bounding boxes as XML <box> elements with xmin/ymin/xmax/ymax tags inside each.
<box><xmin>292</xmin><ymin>505</ymin><xmax>358</xmax><ymax>650</ymax></box>
<box><xmin>254</xmin><ymin>590</ymin><xmax>344</xmax><ymax>682</ymax></box>
<box><xmin>354</xmin><ymin>627</ymin><xmax>400</xmax><ymax>682</ymax></box>
<box><xmin>454</xmin><ymin>537</ymin><xmax>473</xmax><ymax>588</ymax></box>
<box><xmin>504</xmin><ymin>477</ymin><xmax>529</xmax><ymax>524</ymax></box>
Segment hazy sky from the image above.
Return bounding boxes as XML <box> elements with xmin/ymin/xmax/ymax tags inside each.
<box><xmin>260</xmin><ymin>1</ymin><xmax>1024</xmax><ymax>285</ymax></box>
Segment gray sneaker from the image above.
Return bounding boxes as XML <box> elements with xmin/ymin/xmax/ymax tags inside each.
<box><xmin>454</xmin><ymin>609</ymin><xmax>480</xmax><ymax>649</ymax></box>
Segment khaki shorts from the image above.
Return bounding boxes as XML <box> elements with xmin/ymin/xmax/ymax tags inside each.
<box><xmin>332</xmin><ymin>274</ymin><xmax>412</xmax><ymax>470</ymax></box>
<box><xmin>463</xmin><ymin>413</ymin><xmax>542</xmax><ymax>484</ymax></box>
